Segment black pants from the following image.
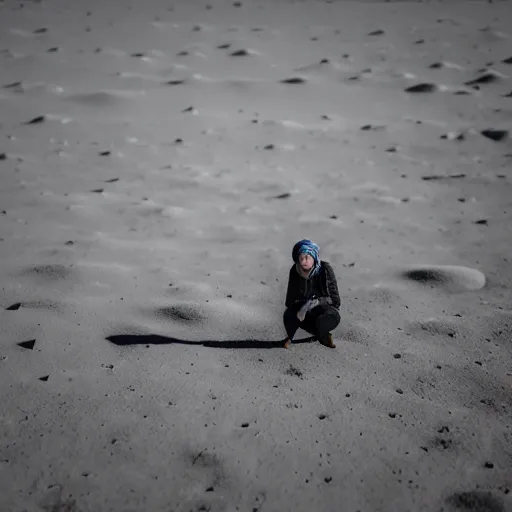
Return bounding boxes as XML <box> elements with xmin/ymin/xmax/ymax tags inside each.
<box><xmin>283</xmin><ymin>303</ymin><xmax>341</xmax><ymax>344</ymax></box>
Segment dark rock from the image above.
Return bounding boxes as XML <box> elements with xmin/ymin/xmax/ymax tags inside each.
<box><xmin>286</xmin><ymin>365</ymin><xmax>303</xmax><ymax>377</ymax></box>
<box><xmin>481</xmin><ymin>129</ymin><xmax>508</xmax><ymax>141</ymax></box>
<box><xmin>230</xmin><ymin>49</ymin><xmax>249</xmax><ymax>56</ymax></box>
<box><xmin>25</xmin><ymin>115</ymin><xmax>46</xmax><ymax>125</ymax></box>
<box><xmin>279</xmin><ymin>77</ymin><xmax>306</xmax><ymax>84</ymax></box>
<box><xmin>405</xmin><ymin>83</ymin><xmax>437</xmax><ymax>93</ymax></box>
<box><xmin>17</xmin><ymin>339</ymin><xmax>36</xmax><ymax>350</ymax></box>
<box><xmin>465</xmin><ymin>73</ymin><xmax>500</xmax><ymax>86</ymax></box>
<box><xmin>421</xmin><ymin>173</ymin><xmax>466</xmax><ymax>180</ymax></box>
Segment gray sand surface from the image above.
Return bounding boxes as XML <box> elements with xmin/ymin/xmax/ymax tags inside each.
<box><xmin>1</xmin><ymin>0</ymin><xmax>511</xmax><ymax>511</ymax></box>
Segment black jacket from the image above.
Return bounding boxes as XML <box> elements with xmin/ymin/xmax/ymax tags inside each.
<box><xmin>285</xmin><ymin>260</ymin><xmax>341</xmax><ymax>310</ymax></box>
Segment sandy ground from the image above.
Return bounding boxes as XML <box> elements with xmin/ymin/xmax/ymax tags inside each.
<box><xmin>1</xmin><ymin>0</ymin><xmax>511</xmax><ymax>511</ymax></box>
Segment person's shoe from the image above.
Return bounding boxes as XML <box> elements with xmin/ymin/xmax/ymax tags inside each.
<box><xmin>320</xmin><ymin>333</ymin><xmax>336</xmax><ymax>349</ymax></box>
<box><xmin>283</xmin><ymin>337</ymin><xmax>292</xmax><ymax>349</ymax></box>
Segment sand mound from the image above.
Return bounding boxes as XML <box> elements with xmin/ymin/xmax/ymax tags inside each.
<box><xmin>407</xmin><ymin>317</ymin><xmax>460</xmax><ymax>338</ymax></box>
<box><xmin>402</xmin><ymin>265</ymin><xmax>486</xmax><ymax>293</ymax></box>
<box><xmin>154</xmin><ymin>303</ymin><xmax>206</xmax><ymax>323</ymax></box>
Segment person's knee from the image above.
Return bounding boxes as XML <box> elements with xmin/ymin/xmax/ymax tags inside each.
<box><xmin>316</xmin><ymin>309</ymin><xmax>340</xmax><ymax>330</ymax></box>
<box><xmin>331</xmin><ymin>310</ymin><xmax>341</xmax><ymax>328</ymax></box>
<box><xmin>283</xmin><ymin>307</ymin><xmax>295</xmax><ymax>322</ymax></box>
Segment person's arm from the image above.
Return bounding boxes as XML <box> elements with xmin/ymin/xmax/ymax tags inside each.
<box><xmin>318</xmin><ymin>262</ymin><xmax>341</xmax><ymax>309</ymax></box>
<box><xmin>285</xmin><ymin>267</ymin><xmax>296</xmax><ymax>308</ymax></box>
<box><xmin>285</xmin><ymin>267</ymin><xmax>305</xmax><ymax>309</ymax></box>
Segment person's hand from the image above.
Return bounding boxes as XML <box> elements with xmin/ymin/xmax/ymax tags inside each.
<box><xmin>297</xmin><ymin>298</ymin><xmax>319</xmax><ymax>321</ymax></box>
<box><xmin>308</xmin><ymin>298</ymin><xmax>319</xmax><ymax>310</ymax></box>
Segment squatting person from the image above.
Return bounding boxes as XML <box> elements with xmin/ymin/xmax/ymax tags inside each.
<box><xmin>283</xmin><ymin>239</ymin><xmax>341</xmax><ymax>349</ymax></box>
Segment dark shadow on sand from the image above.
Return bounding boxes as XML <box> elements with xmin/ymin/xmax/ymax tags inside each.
<box><xmin>106</xmin><ymin>333</ymin><xmax>316</xmax><ymax>349</ymax></box>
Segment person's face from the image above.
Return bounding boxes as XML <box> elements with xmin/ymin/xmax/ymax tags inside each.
<box><xmin>299</xmin><ymin>253</ymin><xmax>314</xmax><ymax>270</ymax></box>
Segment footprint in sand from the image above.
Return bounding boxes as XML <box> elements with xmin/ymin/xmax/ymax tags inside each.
<box><xmin>444</xmin><ymin>491</ymin><xmax>504</xmax><ymax>512</ymax></box>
